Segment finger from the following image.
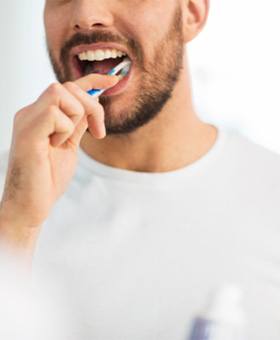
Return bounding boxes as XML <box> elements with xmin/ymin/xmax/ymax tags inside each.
<box><xmin>67</xmin><ymin>114</ymin><xmax>89</xmax><ymax>147</ymax></box>
<box><xmin>38</xmin><ymin>105</ymin><xmax>75</xmax><ymax>147</ymax></box>
<box><xmin>36</xmin><ymin>82</ymin><xmax>85</xmax><ymax>125</ymax></box>
<box><xmin>88</xmin><ymin>113</ymin><xmax>106</xmax><ymax>139</ymax></box>
<box><xmin>73</xmin><ymin>73</ymin><xmax>120</xmax><ymax>92</ymax></box>
<box><xmin>63</xmin><ymin>82</ymin><xmax>106</xmax><ymax>140</ymax></box>
<box><xmin>69</xmin><ymin>108</ymin><xmax>105</xmax><ymax>146</ymax></box>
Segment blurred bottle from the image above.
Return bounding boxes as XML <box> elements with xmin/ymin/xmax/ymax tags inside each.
<box><xmin>188</xmin><ymin>284</ymin><xmax>247</xmax><ymax>340</ymax></box>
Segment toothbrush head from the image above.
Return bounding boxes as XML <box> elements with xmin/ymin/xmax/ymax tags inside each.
<box><xmin>87</xmin><ymin>58</ymin><xmax>131</xmax><ymax>97</ymax></box>
<box><xmin>119</xmin><ymin>63</ymin><xmax>131</xmax><ymax>78</ymax></box>
<box><xmin>108</xmin><ymin>57</ymin><xmax>131</xmax><ymax>77</ymax></box>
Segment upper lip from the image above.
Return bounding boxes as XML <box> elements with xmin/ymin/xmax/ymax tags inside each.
<box><xmin>70</xmin><ymin>42</ymin><xmax>132</xmax><ymax>60</ymax></box>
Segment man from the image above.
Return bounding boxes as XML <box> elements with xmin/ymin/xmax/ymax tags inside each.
<box><xmin>0</xmin><ymin>0</ymin><xmax>280</xmax><ymax>339</ymax></box>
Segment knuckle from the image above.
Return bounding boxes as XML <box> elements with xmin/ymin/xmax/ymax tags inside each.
<box><xmin>73</xmin><ymin>102</ymin><xmax>85</xmax><ymax>117</ymax></box>
<box><xmin>63</xmin><ymin>83</ymin><xmax>86</xmax><ymax>116</ymax></box>
<box><xmin>64</xmin><ymin>81</ymin><xmax>78</xmax><ymax>91</ymax></box>
<box><xmin>75</xmin><ymin>107</ymin><xmax>85</xmax><ymax>120</ymax></box>
<box><xmin>77</xmin><ymin>103</ymin><xmax>86</xmax><ymax>115</ymax></box>
<box><xmin>45</xmin><ymin>105</ymin><xmax>58</xmax><ymax>119</ymax></box>
<box><xmin>88</xmin><ymin>103</ymin><xmax>103</xmax><ymax>117</ymax></box>
<box><xmin>87</xmin><ymin>108</ymin><xmax>99</xmax><ymax>118</ymax></box>
<box><xmin>48</xmin><ymin>104</ymin><xmax>58</xmax><ymax>114</ymax></box>
<box><xmin>13</xmin><ymin>105</ymin><xmax>31</xmax><ymax>124</ymax></box>
<box><xmin>47</xmin><ymin>82</ymin><xmax>62</xmax><ymax>95</ymax></box>
<box><xmin>62</xmin><ymin>120</ymin><xmax>75</xmax><ymax>136</ymax></box>
<box><xmin>14</xmin><ymin>109</ymin><xmax>24</xmax><ymax>121</ymax></box>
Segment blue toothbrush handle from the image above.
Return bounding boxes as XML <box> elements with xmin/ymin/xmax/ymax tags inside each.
<box><xmin>87</xmin><ymin>88</ymin><xmax>102</xmax><ymax>96</ymax></box>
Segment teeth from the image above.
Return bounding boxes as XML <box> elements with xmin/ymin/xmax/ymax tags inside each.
<box><xmin>78</xmin><ymin>49</ymin><xmax>127</xmax><ymax>62</ymax></box>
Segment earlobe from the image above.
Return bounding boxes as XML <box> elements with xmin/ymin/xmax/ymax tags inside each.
<box><xmin>183</xmin><ymin>0</ymin><xmax>209</xmax><ymax>43</ymax></box>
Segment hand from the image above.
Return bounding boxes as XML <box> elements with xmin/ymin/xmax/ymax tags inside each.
<box><xmin>0</xmin><ymin>73</ymin><xmax>119</xmax><ymax>230</ymax></box>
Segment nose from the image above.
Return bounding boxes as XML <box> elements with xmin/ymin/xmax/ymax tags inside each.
<box><xmin>70</xmin><ymin>0</ymin><xmax>114</xmax><ymax>32</ymax></box>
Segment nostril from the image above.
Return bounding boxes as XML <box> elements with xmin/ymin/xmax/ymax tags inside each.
<box><xmin>74</xmin><ymin>23</ymin><xmax>105</xmax><ymax>30</ymax></box>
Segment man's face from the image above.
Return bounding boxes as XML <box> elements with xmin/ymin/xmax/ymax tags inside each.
<box><xmin>44</xmin><ymin>0</ymin><xmax>185</xmax><ymax>136</ymax></box>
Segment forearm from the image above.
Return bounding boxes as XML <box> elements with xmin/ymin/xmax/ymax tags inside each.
<box><xmin>0</xmin><ymin>208</ymin><xmax>41</xmax><ymax>269</ymax></box>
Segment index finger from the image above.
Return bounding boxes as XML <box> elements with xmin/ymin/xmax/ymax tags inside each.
<box><xmin>73</xmin><ymin>73</ymin><xmax>120</xmax><ymax>92</ymax></box>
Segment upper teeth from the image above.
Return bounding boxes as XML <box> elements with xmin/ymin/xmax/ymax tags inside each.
<box><xmin>78</xmin><ymin>49</ymin><xmax>127</xmax><ymax>61</ymax></box>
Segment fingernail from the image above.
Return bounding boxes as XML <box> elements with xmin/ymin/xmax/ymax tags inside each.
<box><xmin>114</xmin><ymin>75</ymin><xmax>122</xmax><ymax>82</ymax></box>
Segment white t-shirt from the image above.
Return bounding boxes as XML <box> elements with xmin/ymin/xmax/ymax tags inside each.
<box><xmin>0</xmin><ymin>125</ymin><xmax>280</xmax><ymax>340</ymax></box>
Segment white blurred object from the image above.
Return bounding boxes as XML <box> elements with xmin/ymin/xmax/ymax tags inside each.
<box><xmin>188</xmin><ymin>284</ymin><xmax>247</xmax><ymax>340</ymax></box>
<box><xmin>0</xmin><ymin>246</ymin><xmax>63</xmax><ymax>340</ymax></box>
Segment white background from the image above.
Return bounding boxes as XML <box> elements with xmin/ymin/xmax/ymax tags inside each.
<box><xmin>1</xmin><ymin>0</ymin><xmax>280</xmax><ymax>154</ymax></box>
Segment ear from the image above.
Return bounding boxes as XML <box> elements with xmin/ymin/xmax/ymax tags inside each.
<box><xmin>182</xmin><ymin>0</ymin><xmax>209</xmax><ymax>43</ymax></box>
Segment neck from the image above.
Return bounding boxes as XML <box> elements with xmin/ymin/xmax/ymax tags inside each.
<box><xmin>80</xmin><ymin>53</ymin><xmax>218</xmax><ymax>172</ymax></box>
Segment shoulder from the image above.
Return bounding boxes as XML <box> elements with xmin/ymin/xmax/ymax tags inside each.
<box><xmin>219</xmin><ymin>128</ymin><xmax>280</xmax><ymax>215</ymax></box>
<box><xmin>221</xmin><ymin>128</ymin><xmax>280</xmax><ymax>177</ymax></box>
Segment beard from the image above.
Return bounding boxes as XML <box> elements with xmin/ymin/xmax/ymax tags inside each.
<box><xmin>46</xmin><ymin>6</ymin><xmax>184</xmax><ymax>136</ymax></box>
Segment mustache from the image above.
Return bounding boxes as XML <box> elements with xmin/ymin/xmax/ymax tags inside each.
<box><xmin>60</xmin><ymin>31</ymin><xmax>143</xmax><ymax>65</ymax></box>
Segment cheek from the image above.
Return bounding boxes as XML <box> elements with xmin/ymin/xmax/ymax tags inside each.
<box><xmin>45</xmin><ymin>18</ymin><xmax>67</xmax><ymax>60</ymax></box>
<box><xmin>44</xmin><ymin>6</ymin><xmax>69</xmax><ymax>52</ymax></box>
<box><xmin>122</xmin><ymin>2</ymin><xmax>175</xmax><ymax>53</ymax></box>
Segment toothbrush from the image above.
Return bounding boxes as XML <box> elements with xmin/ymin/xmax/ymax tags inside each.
<box><xmin>87</xmin><ymin>57</ymin><xmax>131</xmax><ymax>97</ymax></box>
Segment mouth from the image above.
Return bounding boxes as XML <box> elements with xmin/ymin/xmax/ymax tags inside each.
<box><xmin>72</xmin><ymin>45</ymin><xmax>132</xmax><ymax>74</ymax></box>
<box><xmin>75</xmin><ymin>55</ymin><xmax>127</xmax><ymax>76</ymax></box>
<box><xmin>71</xmin><ymin>45</ymin><xmax>134</xmax><ymax>96</ymax></box>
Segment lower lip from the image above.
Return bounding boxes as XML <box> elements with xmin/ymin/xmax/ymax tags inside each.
<box><xmin>102</xmin><ymin>65</ymin><xmax>133</xmax><ymax>97</ymax></box>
